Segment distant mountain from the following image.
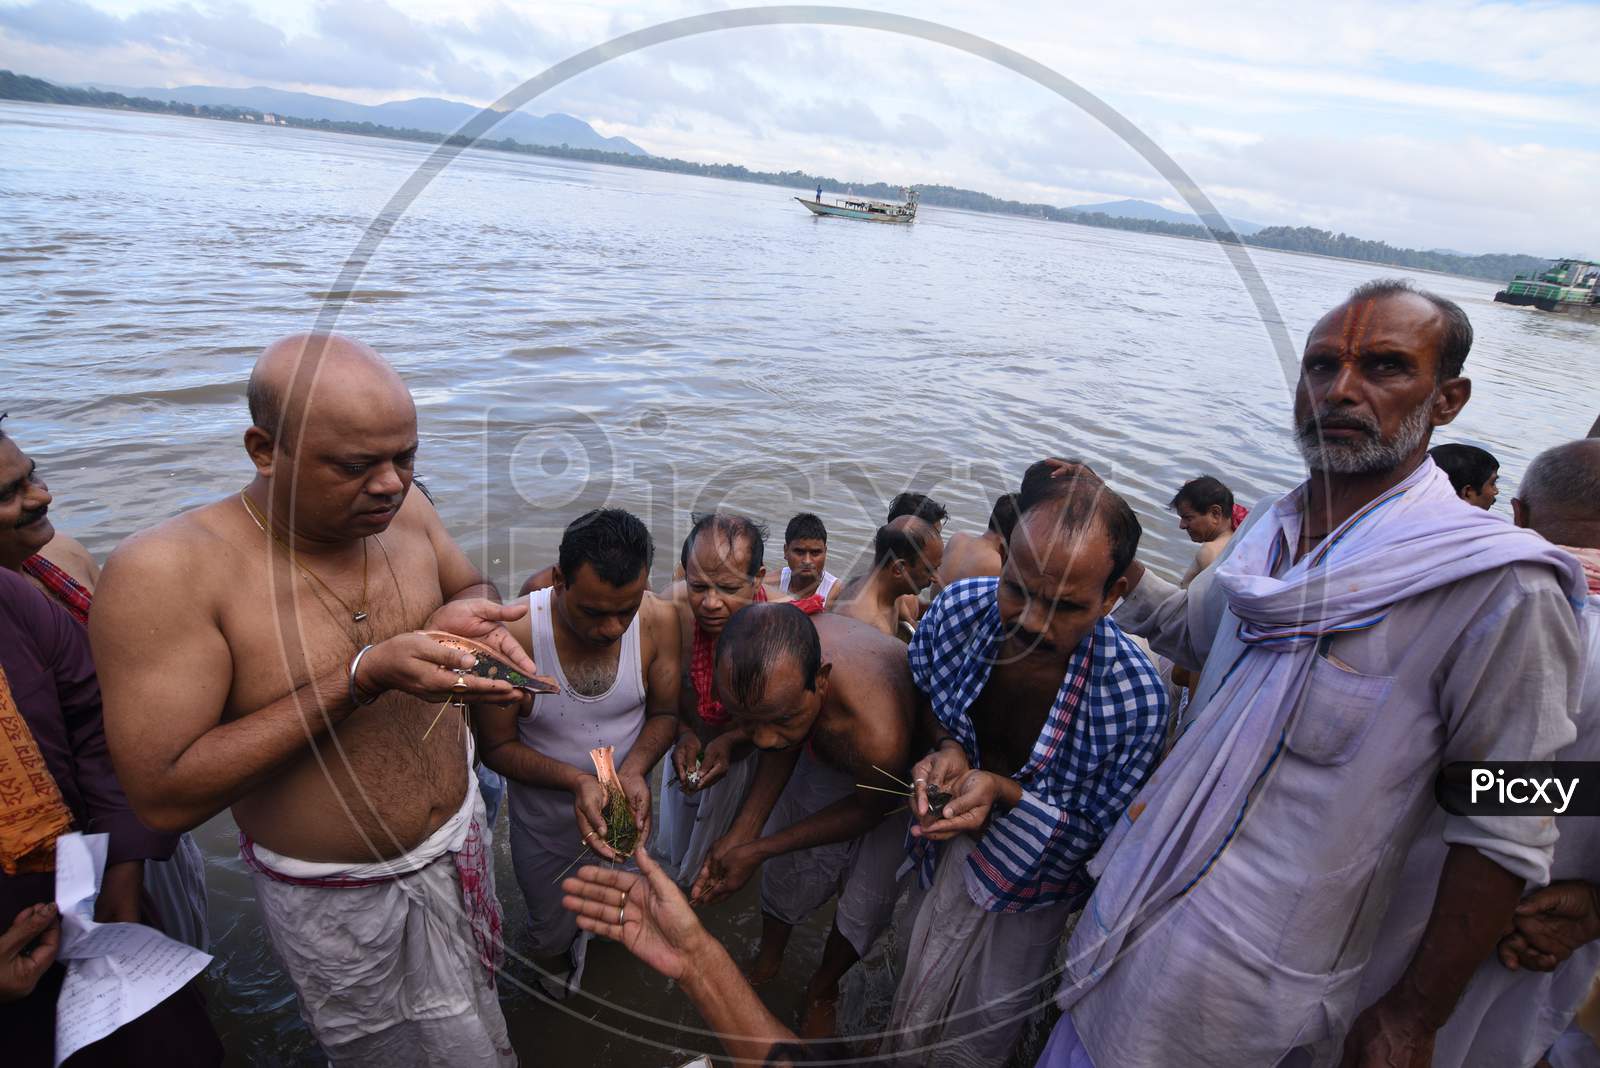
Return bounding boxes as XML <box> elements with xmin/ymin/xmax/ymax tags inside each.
<box><xmin>83</xmin><ymin>82</ymin><xmax>649</xmax><ymax>156</ymax></box>
<box><xmin>1068</xmin><ymin>198</ymin><xmax>1265</xmax><ymax>235</ymax></box>
<box><xmin>2</xmin><ymin>71</ymin><xmax>1553</xmax><ymax>281</ymax></box>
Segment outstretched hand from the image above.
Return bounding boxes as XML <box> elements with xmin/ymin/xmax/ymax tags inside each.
<box><xmin>562</xmin><ymin>848</ymin><xmax>713</xmax><ymax>981</ymax></box>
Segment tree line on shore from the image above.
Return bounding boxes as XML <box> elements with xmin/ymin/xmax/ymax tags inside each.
<box><xmin>1</xmin><ymin>70</ymin><xmax>1552</xmax><ymax>284</ymax></box>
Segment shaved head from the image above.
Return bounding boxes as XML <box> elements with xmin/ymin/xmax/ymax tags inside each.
<box><xmin>242</xmin><ymin>332</ymin><xmax>419</xmax><ymax>542</ymax></box>
<box><xmin>247</xmin><ymin>333</ymin><xmax>411</xmax><ymax>448</ymax></box>
<box><xmin>872</xmin><ymin>515</ymin><xmax>937</xmax><ymax>567</ymax></box>
<box><xmin>1516</xmin><ymin>439</ymin><xmax>1600</xmax><ymax>548</ymax></box>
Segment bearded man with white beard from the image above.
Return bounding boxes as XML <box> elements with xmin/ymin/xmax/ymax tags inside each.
<box><xmin>1036</xmin><ymin>280</ymin><xmax>1592</xmax><ymax>1068</ymax></box>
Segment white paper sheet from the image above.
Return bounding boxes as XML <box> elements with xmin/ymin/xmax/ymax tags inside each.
<box><xmin>52</xmin><ymin>832</ymin><xmax>212</xmax><ymax>1066</ymax></box>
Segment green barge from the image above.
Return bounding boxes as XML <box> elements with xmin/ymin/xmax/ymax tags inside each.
<box><xmin>1494</xmin><ymin>258</ymin><xmax>1600</xmax><ymax>322</ymax></box>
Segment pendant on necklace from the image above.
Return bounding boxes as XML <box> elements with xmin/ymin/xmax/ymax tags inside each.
<box><xmin>353</xmin><ymin>611</ymin><xmax>369</xmax><ymax>623</ymax></box>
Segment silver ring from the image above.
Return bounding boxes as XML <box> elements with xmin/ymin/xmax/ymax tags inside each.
<box><xmin>618</xmin><ymin>903</ymin><xmax>626</xmax><ymax>925</ymax></box>
<box><xmin>914</xmin><ymin>778</ymin><xmax>927</xmax><ymax>785</ymax></box>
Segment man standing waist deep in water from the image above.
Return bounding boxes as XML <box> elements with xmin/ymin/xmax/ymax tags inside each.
<box><xmin>92</xmin><ymin>333</ymin><xmax>535</xmax><ymax>1067</ymax></box>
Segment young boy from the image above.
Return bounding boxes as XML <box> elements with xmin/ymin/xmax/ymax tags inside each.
<box><xmin>1430</xmin><ymin>442</ymin><xmax>1500</xmax><ymax>509</ymax></box>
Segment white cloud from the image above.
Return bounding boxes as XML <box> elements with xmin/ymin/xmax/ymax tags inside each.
<box><xmin>2</xmin><ymin>0</ymin><xmax>1595</xmax><ymax>253</ymax></box>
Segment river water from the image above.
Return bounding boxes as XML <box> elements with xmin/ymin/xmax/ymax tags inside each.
<box><xmin>3</xmin><ymin>100</ymin><xmax>1597</xmax><ymax>1065</ymax></box>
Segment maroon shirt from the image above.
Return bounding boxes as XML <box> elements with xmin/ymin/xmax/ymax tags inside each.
<box><xmin>0</xmin><ymin>567</ymin><xmax>174</xmax><ymax>920</ymax></box>
<box><xmin>0</xmin><ymin>569</ymin><xmax>220</xmax><ymax>1067</ymax></box>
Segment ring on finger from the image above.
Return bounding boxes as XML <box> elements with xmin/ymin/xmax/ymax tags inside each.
<box><xmin>618</xmin><ymin>903</ymin><xmax>626</xmax><ymax>924</ymax></box>
<box><xmin>452</xmin><ymin>674</ymin><xmax>468</xmax><ymax>692</ymax></box>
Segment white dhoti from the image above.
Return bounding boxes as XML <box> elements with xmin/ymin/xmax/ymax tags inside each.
<box><xmin>244</xmin><ymin>783</ymin><xmax>513</xmax><ymax>1068</ymax></box>
<box><xmin>759</xmin><ymin>749</ymin><xmax>859</xmax><ymax>927</ymax></box>
<box><xmin>881</xmin><ymin>834</ymin><xmax>1072</xmax><ymax>1068</ymax></box>
<box><xmin>653</xmin><ymin>745</ymin><xmax>757</xmax><ymax>887</ymax></box>
<box><xmin>145</xmin><ymin>830</ymin><xmax>209</xmax><ymax>951</ymax></box>
<box><xmin>759</xmin><ymin>751</ymin><xmax>912</xmax><ymax>959</ymax></box>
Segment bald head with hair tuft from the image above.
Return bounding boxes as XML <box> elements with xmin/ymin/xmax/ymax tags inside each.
<box><xmin>247</xmin><ymin>332</ymin><xmax>410</xmax><ymax>448</ymax></box>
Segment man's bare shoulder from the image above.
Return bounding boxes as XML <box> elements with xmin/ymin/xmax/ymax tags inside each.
<box><xmin>639</xmin><ymin>590</ymin><xmax>680</xmax><ymax>642</ymax></box>
<box><xmin>39</xmin><ymin>531</ymin><xmax>100</xmax><ymax>586</ymax></box>
<box><xmin>832</xmin><ymin>574</ymin><xmax>866</xmax><ymax>601</ymax></box>
<box><xmin>944</xmin><ymin>531</ymin><xmax>979</xmax><ymax>554</ymax></box>
<box><xmin>815</xmin><ymin>611</ymin><xmax>908</xmax><ymax>667</ymax></box>
<box><xmin>99</xmin><ymin>499</ymin><xmax>240</xmax><ymax>605</ymax></box>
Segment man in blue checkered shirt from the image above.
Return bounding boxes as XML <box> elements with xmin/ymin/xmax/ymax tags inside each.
<box><xmin>876</xmin><ymin>475</ymin><xmax>1168</xmax><ymax>1067</ymax></box>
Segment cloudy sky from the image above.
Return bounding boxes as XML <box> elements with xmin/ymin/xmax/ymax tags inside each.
<box><xmin>2</xmin><ymin>0</ymin><xmax>1597</xmax><ymax>255</ymax></box>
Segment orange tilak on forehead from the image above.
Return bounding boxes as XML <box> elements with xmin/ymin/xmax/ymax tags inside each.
<box><xmin>1337</xmin><ymin>299</ymin><xmax>1377</xmax><ymax>354</ymax></box>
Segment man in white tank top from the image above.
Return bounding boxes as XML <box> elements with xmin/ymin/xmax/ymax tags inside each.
<box><xmin>477</xmin><ymin>509</ymin><xmax>680</xmax><ymax>994</ymax></box>
<box><xmin>773</xmin><ymin>512</ymin><xmax>841</xmax><ymax>605</ymax></box>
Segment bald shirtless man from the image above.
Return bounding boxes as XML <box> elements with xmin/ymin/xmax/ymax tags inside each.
<box><xmin>935</xmin><ymin>492</ymin><xmax>1019</xmax><ymax>587</ymax></box>
<box><xmin>833</xmin><ymin>516</ymin><xmax>942</xmax><ymax>638</ymax></box>
<box><xmin>92</xmin><ymin>334</ymin><xmax>532</xmax><ymax>1067</ymax></box>
<box><xmin>691</xmin><ymin>605</ymin><xmax>915</xmax><ymax>1035</ymax></box>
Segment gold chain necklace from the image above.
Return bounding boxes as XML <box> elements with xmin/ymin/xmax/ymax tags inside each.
<box><xmin>239</xmin><ymin>490</ymin><xmax>371</xmax><ymax>623</ymax></box>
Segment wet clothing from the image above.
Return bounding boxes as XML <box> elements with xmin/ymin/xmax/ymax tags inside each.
<box><xmin>759</xmin><ymin>749</ymin><xmax>905</xmax><ymax>954</ymax></box>
<box><xmin>881</xmin><ymin>834</ymin><xmax>1073</xmax><ymax>1068</ymax></box>
<box><xmin>654</xmin><ymin>747</ymin><xmax>757</xmax><ymax>887</ymax></box>
<box><xmin>507</xmin><ymin>587</ymin><xmax>646</xmax><ymax>957</ymax></box>
<box><xmin>247</xmin><ymin>781</ymin><xmax>512</xmax><ymax>1067</ymax></box>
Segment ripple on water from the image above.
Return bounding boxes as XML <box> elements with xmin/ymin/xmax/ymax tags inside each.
<box><xmin>305</xmin><ymin>289</ymin><xmax>413</xmax><ymax>302</ymax></box>
<box><xmin>5</xmin><ymin>100</ymin><xmax>1600</xmax><ymax>1065</ymax></box>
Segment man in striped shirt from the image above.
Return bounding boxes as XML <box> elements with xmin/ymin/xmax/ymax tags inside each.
<box><xmin>881</xmin><ymin>478</ymin><xmax>1167</xmax><ymax>1067</ymax></box>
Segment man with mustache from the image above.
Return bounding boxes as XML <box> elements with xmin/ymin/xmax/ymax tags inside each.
<box><xmin>91</xmin><ymin>334</ymin><xmax>535</xmax><ymax>1066</ymax></box>
<box><xmin>0</xmin><ymin>416</ymin><xmax>210</xmax><ymax>955</ymax></box>
<box><xmin>479</xmin><ymin>507</ymin><xmax>679</xmax><ymax>998</ymax></box>
<box><xmin>0</xmin><ymin>413</ymin><xmax>98</xmax><ymax>615</ymax></box>
<box><xmin>770</xmin><ymin>512</ymin><xmax>842</xmax><ymax>606</ymax></box>
<box><xmin>1044</xmin><ymin>281</ymin><xmax>1591</xmax><ymax>1067</ymax></box>
<box><xmin>877</xmin><ymin>478</ymin><xmax>1166</xmax><ymax>1067</ymax></box>
<box><xmin>688</xmin><ymin>604</ymin><xmax>915</xmax><ymax>1037</ymax></box>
